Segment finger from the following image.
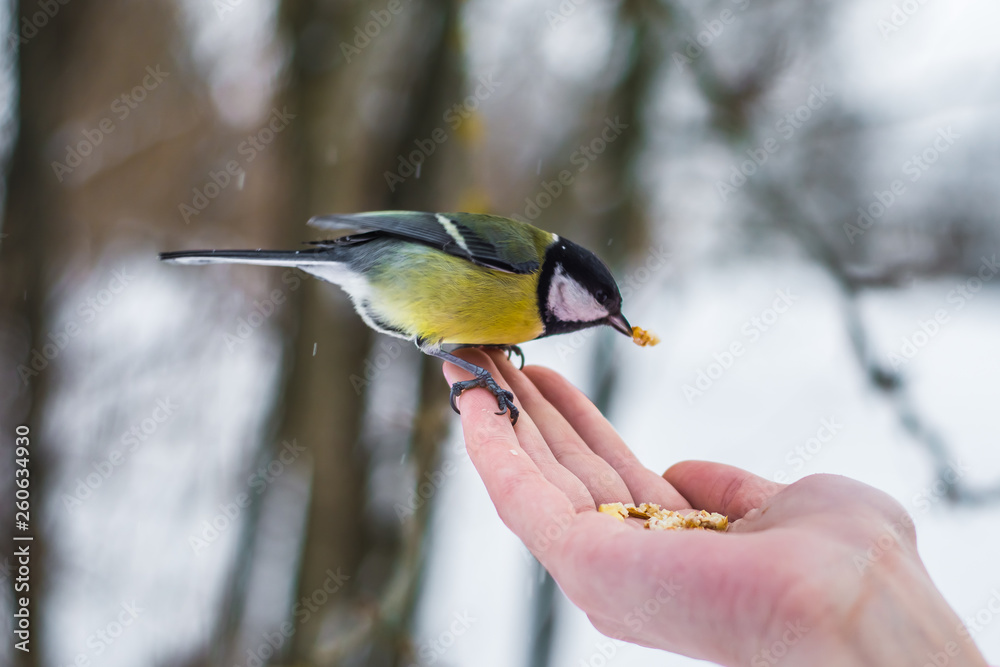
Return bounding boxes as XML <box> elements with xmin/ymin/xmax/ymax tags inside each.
<box><xmin>663</xmin><ymin>460</ymin><xmax>785</xmax><ymax>520</ymax></box>
<box><xmin>495</xmin><ymin>357</ymin><xmax>634</xmax><ymax>506</ymax></box>
<box><xmin>443</xmin><ymin>350</ymin><xmax>596</xmax><ymax>513</ymax></box>
<box><xmin>524</xmin><ymin>366</ymin><xmax>688</xmax><ymax>508</ymax></box>
<box><xmin>558</xmin><ymin>519</ymin><xmax>763</xmax><ymax>665</ymax></box>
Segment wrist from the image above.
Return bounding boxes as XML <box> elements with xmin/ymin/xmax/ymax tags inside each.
<box><xmin>806</xmin><ymin>551</ymin><xmax>987</xmax><ymax>667</ymax></box>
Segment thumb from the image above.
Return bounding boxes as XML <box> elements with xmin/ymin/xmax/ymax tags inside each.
<box><xmin>663</xmin><ymin>460</ymin><xmax>785</xmax><ymax>520</ymax></box>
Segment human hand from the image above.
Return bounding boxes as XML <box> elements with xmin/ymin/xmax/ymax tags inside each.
<box><xmin>443</xmin><ymin>349</ymin><xmax>988</xmax><ymax>667</ymax></box>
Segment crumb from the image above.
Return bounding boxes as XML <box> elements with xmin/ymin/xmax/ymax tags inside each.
<box><xmin>646</xmin><ymin>514</ymin><xmax>686</xmax><ymax>531</ymax></box>
<box><xmin>626</xmin><ymin>505</ymin><xmax>651</xmax><ymax>520</ymax></box>
<box><xmin>631</xmin><ymin>326</ymin><xmax>661</xmax><ymax>347</ymax></box>
<box><xmin>597</xmin><ymin>502</ymin><xmax>628</xmax><ymax>522</ymax></box>
<box><xmin>599</xmin><ymin>502</ymin><xmax>728</xmax><ymax>532</ymax></box>
<box><xmin>510</xmin><ymin>449</ymin><xmax>519</xmax><ymax>456</ymax></box>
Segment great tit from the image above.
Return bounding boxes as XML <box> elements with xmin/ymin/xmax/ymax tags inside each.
<box><xmin>160</xmin><ymin>211</ymin><xmax>635</xmax><ymax>424</ymax></box>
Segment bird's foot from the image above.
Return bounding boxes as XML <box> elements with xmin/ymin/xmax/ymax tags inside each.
<box><xmin>454</xmin><ymin>344</ymin><xmax>526</xmax><ymax>369</ymax></box>
<box><xmin>449</xmin><ymin>370</ymin><xmax>519</xmax><ymax>425</ymax></box>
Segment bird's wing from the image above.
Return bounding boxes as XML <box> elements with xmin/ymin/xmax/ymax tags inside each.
<box><xmin>307</xmin><ymin>211</ymin><xmax>550</xmax><ymax>274</ymax></box>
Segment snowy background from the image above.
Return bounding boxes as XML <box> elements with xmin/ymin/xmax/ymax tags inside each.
<box><xmin>417</xmin><ymin>258</ymin><xmax>1000</xmax><ymax>667</ymax></box>
<box><xmin>1</xmin><ymin>0</ymin><xmax>999</xmax><ymax>666</ymax></box>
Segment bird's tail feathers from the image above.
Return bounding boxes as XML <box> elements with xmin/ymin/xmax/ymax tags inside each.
<box><xmin>159</xmin><ymin>248</ymin><xmax>332</xmax><ymax>267</ymax></box>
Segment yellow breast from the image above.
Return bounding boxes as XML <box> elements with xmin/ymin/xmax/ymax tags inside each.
<box><xmin>368</xmin><ymin>245</ymin><xmax>544</xmax><ymax>345</ymax></box>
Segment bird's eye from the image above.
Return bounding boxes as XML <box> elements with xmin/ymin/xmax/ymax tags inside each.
<box><xmin>595</xmin><ymin>289</ymin><xmax>609</xmax><ymax>304</ymax></box>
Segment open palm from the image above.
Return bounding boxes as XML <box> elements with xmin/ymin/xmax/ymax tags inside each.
<box><xmin>443</xmin><ymin>349</ymin><xmax>984</xmax><ymax>667</ymax></box>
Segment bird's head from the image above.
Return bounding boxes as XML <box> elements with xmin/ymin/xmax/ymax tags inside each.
<box><xmin>538</xmin><ymin>237</ymin><xmax>632</xmax><ymax>339</ymax></box>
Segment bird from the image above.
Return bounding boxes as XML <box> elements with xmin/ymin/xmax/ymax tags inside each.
<box><xmin>160</xmin><ymin>211</ymin><xmax>638</xmax><ymax>425</ymax></box>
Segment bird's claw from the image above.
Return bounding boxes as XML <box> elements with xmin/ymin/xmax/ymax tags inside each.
<box><xmin>502</xmin><ymin>345</ymin><xmax>526</xmax><ymax>370</ymax></box>
<box><xmin>449</xmin><ymin>373</ymin><xmax>520</xmax><ymax>425</ymax></box>
<box><xmin>453</xmin><ymin>344</ymin><xmax>526</xmax><ymax>370</ymax></box>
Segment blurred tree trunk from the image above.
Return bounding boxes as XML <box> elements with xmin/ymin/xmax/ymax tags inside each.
<box><xmin>272</xmin><ymin>0</ymin><xmax>374</xmax><ymax>657</ymax></box>
<box><xmin>2</xmin><ymin>2</ymin><xmax>291</xmax><ymax>665</ymax></box>
<box><xmin>278</xmin><ymin>1</ymin><xmax>463</xmax><ymax>664</ymax></box>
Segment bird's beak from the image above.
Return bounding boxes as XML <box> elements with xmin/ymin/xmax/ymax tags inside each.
<box><xmin>605</xmin><ymin>312</ymin><xmax>633</xmax><ymax>338</ymax></box>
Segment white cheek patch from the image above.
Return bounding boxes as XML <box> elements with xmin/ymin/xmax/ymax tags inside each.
<box><xmin>547</xmin><ymin>263</ymin><xmax>609</xmax><ymax>322</ymax></box>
